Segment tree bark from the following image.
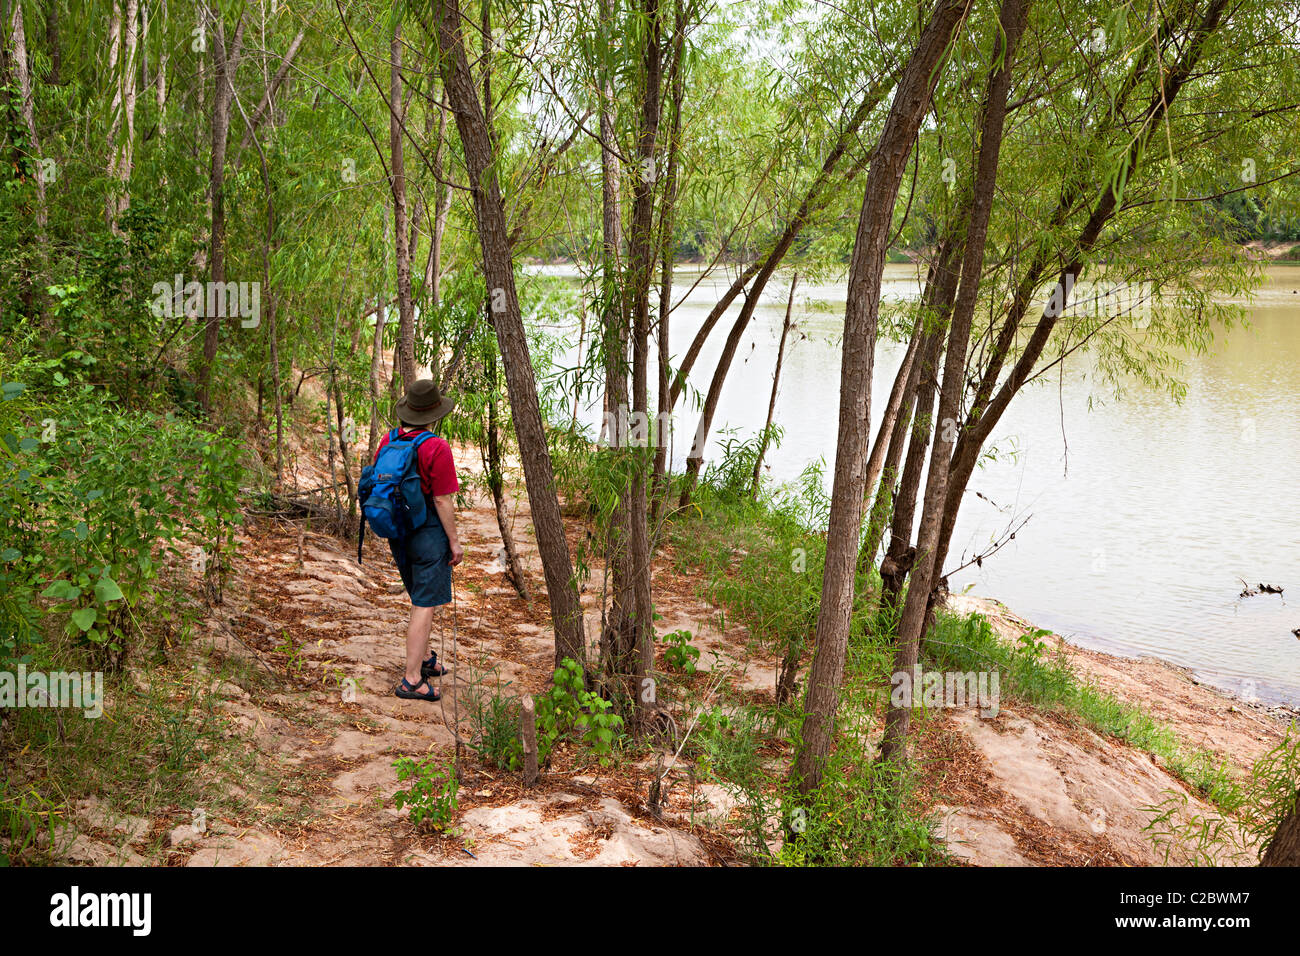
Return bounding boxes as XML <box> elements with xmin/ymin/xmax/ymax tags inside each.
<box><xmin>486</xmin><ymin>346</ymin><xmax>529</xmax><ymax>600</ymax></box>
<box><xmin>650</xmin><ymin>0</ymin><xmax>686</xmax><ymax>524</ymax></box>
<box><xmin>197</xmin><ymin>14</ymin><xmax>245</xmax><ymax>412</ymax></box>
<box><xmin>1261</xmin><ymin>789</ymin><xmax>1300</xmax><ymax>866</ymax></box>
<box><xmin>105</xmin><ymin>0</ymin><xmax>139</xmax><ymax>231</ymax></box>
<box><xmin>792</xmin><ymin>0</ymin><xmax>970</xmax><ymax>798</ymax></box>
<box><xmin>751</xmin><ymin>272</ymin><xmax>798</xmax><ymax>496</ymax></box>
<box><xmin>623</xmin><ymin>0</ymin><xmax>664</xmax><ymax>733</ymax></box>
<box><xmin>881</xmin><ymin>0</ymin><xmax>1031</xmax><ymax>765</ymax></box>
<box><xmin>877</xmin><ymin>239</ymin><xmax>961</xmax><ymax>610</ymax></box>
<box><xmin>430</xmin><ymin>0</ymin><xmax>586</xmax><ymax>668</ymax></box>
<box><xmin>391</xmin><ymin>23</ymin><xmax>418</xmax><ymax>389</ymax></box>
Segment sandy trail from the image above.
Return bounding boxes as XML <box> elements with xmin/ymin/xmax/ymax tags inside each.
<box><xmin>56</xmin><ymin>447</ymin><xmax>1293</xmax><ymax>867</ymax></box>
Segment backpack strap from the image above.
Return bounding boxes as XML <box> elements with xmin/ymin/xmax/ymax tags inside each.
<box><xmin>411</xmin><ymin>432</ymin><xmax>434</xmax><ymax>450</ymax></box>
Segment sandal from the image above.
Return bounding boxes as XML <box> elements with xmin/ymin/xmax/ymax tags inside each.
<box><xmin>394</xmin><ymin>677</ymin><xmax>441</xmax><ymax>702</ymax></box>
<box><xmin>421</xmin><ymin>652</ymin><xmax>449</xmax><ymax>679</ymax></box>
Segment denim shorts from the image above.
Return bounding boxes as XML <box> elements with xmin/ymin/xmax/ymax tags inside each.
<box><xmin>389</xmin><ymin>519</ymin><xmax>452</xmax><ymax>608</ymax></box>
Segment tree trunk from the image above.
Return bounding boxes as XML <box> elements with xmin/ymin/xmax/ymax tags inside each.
<box><xmin>881</xmin><ymin>0</ymin><xmax>1030</xmax><ymax>766</ymax></box>
<box><xmin>751</xmin><ymin>272</ymin><xmax>798</xmax><ymax>496</ymax></box>
<box><xmin>367</xmin><ymin>292</ymin><xmax>388</xmax><ymax>461</ymax></box>
<box><xmin>45</xmin><ymin>1</ymin><xmax>62</xmax><ymax>86</ymax></box>
<box><xmin>428</xmin><ymin>84</ymin><xmax>453</xmax><ymax>312</ymax></box>
<box><xmin>197</xmin><ymin>14</ymin><xmax>245</xmax><ymax>412</ymax></box>
<box><xmin>792</xmin><ymin>0</ymin><xmax>970</xmax><ymax>798</ymax></box>
<box><xmin>3</xmin><ymin>4</ymin><xmax>46</xmax><ymax>320</ymax></box>
<box><xmin>431</xmin><ymin>0</ymin><xmax>586</xmax><ymax>668</ymax></box>
<box><xmin>858</xmin><ymin>310</ymin><xmax>932</xmax><ymax>576</ymax></box>
<box><xmin>486</xmin><ymin>346</ymin><xmax>529</xmax><ymax>600</ymax></box>
<box><xmin>155</xmin><ymin>0</ymin><xmax>167</xmax><ymax>138</ymax></box>
<box><xmin>649</xmin><ymin>0</ymin><xmax>685</xmax><ymax>525</ymax></box>
<box><xmin>860</xmin><ymin>314</ymin><xmax>923</xmax><ymax>511</ymax></box>
<box><xmin>1261</xmin><ymin>790</ymin><xmax>1300</xmax><ymax>866</ymax></box>
<box><xmin>877</xmin><ymin>240</ymin><xmax>961</xmax><ymax>610</ymax></box>
<box><xmin>105</xmin><ymin>0</ymin><xmax>139</xmax><ymax>232</ymax></box>
<box><xmin>391</xmin><ymin>23</ymin><xmax>417</xmax><ymax>390</ymax></box>
<box><xmin>597</xmin><ymin>0</ymin><xmax>638</xmax><ymax>680</ymax></box>
<box><xmin>623</xmin><ymin>0</ymin><xmax>664</xmax><ymax>733</ymax></box>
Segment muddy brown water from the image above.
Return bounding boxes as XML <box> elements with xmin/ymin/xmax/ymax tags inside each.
<box><xmin>537</xmin><ymin>263</ymin><xmax>1300</xmax><ymax>705</ymax></box>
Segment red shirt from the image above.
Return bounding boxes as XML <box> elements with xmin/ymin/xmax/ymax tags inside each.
<box><xmin>374</xmin><ymin>427</ymin><xmax>459</xmax><ymax>499</ymax></box>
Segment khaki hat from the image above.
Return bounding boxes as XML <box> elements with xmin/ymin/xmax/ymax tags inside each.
<box><xmin>394</xmin><ymin>379</ymin><xmax>456</xmax><ymax>426</ymax></box>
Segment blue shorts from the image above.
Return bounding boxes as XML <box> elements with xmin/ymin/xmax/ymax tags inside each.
<box><xmin>389</xmin><ymin>519</ymin><xmax>452</xmax><ymax>608</ymax></box>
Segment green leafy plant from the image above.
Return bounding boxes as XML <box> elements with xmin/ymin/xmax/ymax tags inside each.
<box><xmin>534</xmin><ymin>658</ymin><xmax>626</xmax><ymax>767</ymax></box>
<box><xmin>661</xmin><ymin>628</ymin><xmax>701</xmax><ymax>675</ymax></box>
<box><xmin>392</xmin><ymin>757</ymin><xmax>459</xmax><ymax>831</ymax></box>
<box><xmin>462</xmin><ymin>670</ymin><xmax>523</xmax><ymax>770</ymax></box>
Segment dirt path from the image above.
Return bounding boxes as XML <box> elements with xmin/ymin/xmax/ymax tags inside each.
<box><xmin>58</xmin><ymin>446</ymin><xmax>1293</xmax><ymax>867</ymax></box>
<box><xmin>161</xmin><ymin>482</ymin><xmax>746</xmax><ymax>866</ymax></box>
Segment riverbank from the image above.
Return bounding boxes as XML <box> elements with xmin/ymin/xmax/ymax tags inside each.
<box><xmin>24</xmin><ymin>417</ymin><xmax>1295</xmax><ymax>867</ymax></box>
<box><xmin>948</xmin><ymin>593</ymin><xmax>1299</xmax><ymax>761</ymax></box>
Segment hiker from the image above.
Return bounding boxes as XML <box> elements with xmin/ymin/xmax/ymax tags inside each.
<box><xmin>358</xmin><ymin>379</ymin><xmax>464</xmax><ymax>703</ymax></box>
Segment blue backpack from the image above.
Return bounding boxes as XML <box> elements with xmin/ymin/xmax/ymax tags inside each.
<box><xmin>356</xmin><ymin>429</ymin><xmax>434</xmax><ymax>562</ymax></box>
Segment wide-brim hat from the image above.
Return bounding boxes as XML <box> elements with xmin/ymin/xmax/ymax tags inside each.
<box><xmin>395</xmin><ymin>379</ymin><xmax>456</xmax><ymax>425</ymax></box>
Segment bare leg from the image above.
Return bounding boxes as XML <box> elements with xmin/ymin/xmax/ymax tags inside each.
<box><xmin>404</xmin><ymin>605</ymin><xmax>436</xmax><ymax>686</ymax></box>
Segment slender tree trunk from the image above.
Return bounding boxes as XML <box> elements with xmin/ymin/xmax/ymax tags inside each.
<box><xmin>247</xmin><ymin>116</ymin><xmax>284</xmax><ymax>480</ymax></box>
<box><xmin>650</xmin><ymin>0</ymin><xmax>686</xmax><ymax>525</ymax></box>
<box><xmin>486</xmin><ymin>348</ymin><xmax>530</xmax><ymax>600</ymax></box>
<box><xmin>4</xmin><ymin>4</ymin><xmax>45</xmax><ymax>320</ymax></box>
<box><xmin>391</xmin><ymin>23</ymin><xmax>417</xmax><ymax>389</ymax></box>
<box><xmin>881</xmin><ymin>0</ymin><xmax>1029</xmax><ymax>765</ymax></box>
<box><xmin>860</xmin><ymin>315</ymin><xmax>923</xmax><ymax>510</ymax></box>
<box><xmin>155</xmin><ymin>0</ymin><xmax>167</xmax><ymax>138</ymax></box>
<box><xmin>367</xmin><ymin>294</ymin><xmax>388</xmax><ymax>461</ymax></box>
<box><xmin>45</xmin><ymin>1</ymin><xmax>62</xmax><ymax>86</ymax></box>
<box><xmin>859</xmin><ymin>309</ymin><xmax>934</xmax><ymax>576</ymax></box>
<box><xmin>596</xmin><ymin>0</ymin><xmax>638</xmax><ymax>677</ymax></box>
<box><xmin>792</xmin><ymin>0</ymin><xmax>970</xmax><ymax>798</ymax></box>
<box><xmin>622</xmin><ymin>0</ymin><xmax>664</xmax><ymax>732</ymax></box>
<box><xmin>105</xmin><ymin>0</ymin><xmax>139</xmax><ymax>231</ymax></box>
<box><xmin>428</xmin><ymin>83</ymin><xmax>452</xmax><ymax>311</ymax></box>
<box><xmin>877</xmin><ymin>241</ymin><xmax>961</xmax><ymax>609</ymax></box>
<box><xmin>431</xmin><ymin>0</ymin><xmax>586</xmax><ymax>668</ymax></box>
<box><xmin>197</xmin><ymin>15</ymin><xmax>245</xmax><ymax>412</ymax></box>
<box><xmin>751</xmin><ymin>272</ymin><xmax>798</xmax><ymax>496</ymax></box>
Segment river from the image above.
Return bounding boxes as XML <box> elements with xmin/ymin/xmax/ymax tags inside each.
<box><xmin>536</xmin><ymin>262</ymin><xmax>1300</xmax><ymax>705</ymax></box>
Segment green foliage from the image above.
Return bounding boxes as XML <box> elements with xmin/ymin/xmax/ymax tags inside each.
<box><xmin>0</xmin><ymin>362</ymin><xmax>242</xmax><ymax>671</ymax></box>
<box><xmin>660</xmin><ymin>629</ymin><xmax>700</xmax><ymax>675</ymax></box>
<box><xmin>461</xmin><ymin>659</ymin><xmax>627</xmax><ymax>773</ymax></box>
<box><xmin>1144</xmin><ymin>726</ymin><xmax>1300</xmax><ymax>865</ymax></box>
<box><xmin>462</xmin><ymin>670</ymin><xmax>523</xmax><ymax>771</ymax></box>
<box><xmin>392</xmin><ymin>757</ymin><xmax>460</xmax><ymax>831</ymax></box>
<box><xmin>535</xmin><ymin>658</ymin><xmax>626</xmax><ymax>767</ymax></box>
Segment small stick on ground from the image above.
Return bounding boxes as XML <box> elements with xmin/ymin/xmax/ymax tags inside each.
<box><xmin>521</xmin><ymin>695</ymin><xmax>539</xmax><ymax>787</ymax></box>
